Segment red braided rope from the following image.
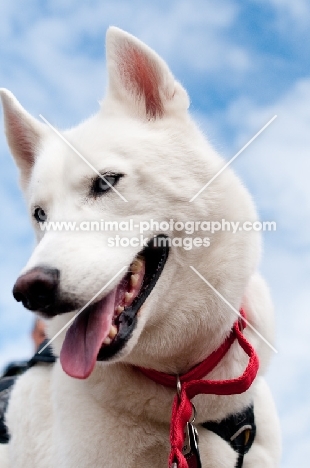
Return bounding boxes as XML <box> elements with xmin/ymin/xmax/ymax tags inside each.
<box><xmin>137</xmin><ymin>310</ymin><xmax>259</xmax><ymax>468</ymax></box>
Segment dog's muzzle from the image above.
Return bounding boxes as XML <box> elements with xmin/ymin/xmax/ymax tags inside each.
<box><xmin>12</xmin><ymin>235</ymin><xmax>170</xmax><ymax>377</ymax></box>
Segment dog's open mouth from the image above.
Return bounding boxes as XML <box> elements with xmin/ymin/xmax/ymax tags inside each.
<box><xmin>60</xmin><ymin>235</ymin><xmax>169</xmax><ymax>379</ymax></box>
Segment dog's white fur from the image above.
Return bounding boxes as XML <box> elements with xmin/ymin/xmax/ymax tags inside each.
<box><xmin>0</xmin><ymin>27</ymin><xmax>281</xmax><ymax>467</ymax></box>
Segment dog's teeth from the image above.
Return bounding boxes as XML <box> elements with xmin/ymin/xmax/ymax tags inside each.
<box><xmin>125</xmin><ymin>292</ymin><xmax>133</xmax><ymax>304</ymax></box>
<box><xmin>131</xmin><ymin>258</ymin><xmax>143</xmax><ymax>273</ymax></box>
<box><xmin>130</xmin><ymin>274</ymin><xmax>139</xmax><ymax>287</ymax></box>
<box><xmin>116</xmin><ymin>305</ymin><xmax>124</xmax><ymax>315</ymax></box>
<box><xmin>108</xmin><ymin>325</ymin><xmax>117</xmax><ymax>339</ymax></box>
<box><xmin>103</xmin><ymin>337</ymin><xmax>111</xmax><ymax>345</ymax></box>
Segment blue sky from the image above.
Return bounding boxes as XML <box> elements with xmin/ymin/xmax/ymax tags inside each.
<box><xmin>1</xmin><ymin>1</ymin><xmax>310</xmax><ymax>466</ymax></box>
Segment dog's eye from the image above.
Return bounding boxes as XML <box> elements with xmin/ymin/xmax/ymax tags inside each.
<box><xmin>33</xmin><ymin>207</ymin><xmax>47</xmax><ymax>223</ymax></box>
<box><xmin>92</xmin><ymin>173</ymin><xmax>122</xmax><ymax>195</ymax></box>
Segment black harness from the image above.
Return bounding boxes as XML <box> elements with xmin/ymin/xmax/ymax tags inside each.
<box><xmin>202</xmin><ymin>405</ymin><xmax>256</xmax><ymax>468</ymax></box>
<box><xmin>0</xmin><ymin>340</ymin><xmax>55</xmax><ymax>444</ymax></box>
<box><xmin>0</xmin><ymin>342</ymin><xmax>256</xmax><ymax>467</ymax></box>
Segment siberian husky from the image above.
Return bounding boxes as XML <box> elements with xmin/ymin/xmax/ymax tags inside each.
<box><xmin>0</xmin><ymin>27</ymin><xmax>280</xmax><ymax>467</ymax></box>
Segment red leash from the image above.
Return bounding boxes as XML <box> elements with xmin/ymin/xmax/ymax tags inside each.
<box><xmin>137</xmin><ymin>310</ymin><xmax>259</xmax><ymax>468</ymax></box>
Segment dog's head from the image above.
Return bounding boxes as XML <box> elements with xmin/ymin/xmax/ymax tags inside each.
<box><xmin>1</xmin><ymin>27</ymin><xmax>260</xmax><ymax>379</ymax></box>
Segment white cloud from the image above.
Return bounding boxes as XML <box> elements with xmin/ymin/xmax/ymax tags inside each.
<box><xmin>223</xmin><ymin>78</ymin><xmax>310</xmax><ymax>248</ymax></box>
<box><xmin>263</xmin><ymin>0</ymin><xmax>310</xmax><ymax>27</ymax></box>
<box><xmin>0</xmin><ymin>0</ymin><xmax>250</xmax><ymax>123</ymax></box>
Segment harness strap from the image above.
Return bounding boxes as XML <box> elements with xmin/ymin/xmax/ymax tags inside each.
<box><xmin>28</xmin><ymin>340</ymin><xmax>56</xmax><ymax>367</ymax></box>
<box><xmin>202</xmin><ymin>404</ymin><xmax>256</xmax><ymax>468</ymax></box>
<box><xmin>0</xmin><ymin>340</ymin><xmax>56</xmax><ymax>444</ymax></box>
<box><xmin>0</xmin><ymin>376</ymin><xmax>16</xmax><ymax>444</ymax></box>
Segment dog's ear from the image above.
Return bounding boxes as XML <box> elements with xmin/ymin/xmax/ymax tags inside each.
<box><xmin>0</xmin><ymin>88</ymin><xmax>45</xmax><ymax>183</ymax></box>
<box><xmin>105</xmin><ymin>27</ymin><xmax>189</xmax><ymax>119</ymax></box>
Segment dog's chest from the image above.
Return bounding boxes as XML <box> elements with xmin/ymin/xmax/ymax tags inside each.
<box><xmin>51</xmin><ymin>397</ymin><xmax>239</xmax><ymax>468</ymax></box>
<box><xmin>50</xmin><ymin>364</ymin><xmax>170</xmax><ymax>468</ymax></box>
<box><xmin>53</xmin><ymin>397</ymin><xmax>169</xmax><ymax>467</ymax></box>
<box><xmin>51</xmin><ymin>392</ymin><xmax>239</xmax><ymax>468</ymax></box>
<box><xmin>7</xmin><ymin>363</ymin><xmax>251</xmax><ymax>468</ymax></box>
<box><xmin>50</xmin><ymin>364</ymin><xmax>243</xmax><ymax>468</ymax></box>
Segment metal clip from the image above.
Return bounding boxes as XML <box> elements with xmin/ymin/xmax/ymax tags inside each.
<box><xmin>176</xmin><ymin>375</ymin><xmax>182</xmax><ymax>398</ymax></box>
<box><xmin>190</xmin><ymin>402</ymin><xmax>197</xmax><ymax>425</ymax></box>
<box><xmin>175</xmin><ymin>378</ymin><xmax>201</xmax><ymax>467</ymax></box>
<box><xmin>181</xmin><ymin>402</ymin><xmax>199</xmax><ymax>451</ymax></box>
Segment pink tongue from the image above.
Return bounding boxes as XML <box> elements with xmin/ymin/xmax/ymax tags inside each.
<box><xmin>60</xmin><ymin>287</ymin><xmax>117</xmax><ymax>379</ymax></box>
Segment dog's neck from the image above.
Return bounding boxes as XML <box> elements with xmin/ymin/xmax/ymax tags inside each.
<box><xmin>133</xmin><ymin>311</ymin><xmax>259</xmax><ymax>468</ymax></box>
<box><xmin>81</xmin><ymin>309</ymin><xmax>257</xmax><ymax>427</ymax></box>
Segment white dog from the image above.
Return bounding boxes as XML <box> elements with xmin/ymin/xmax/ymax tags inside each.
<box><xmin>0</xmin><ymin>27</ymin><xmax>280</xmax><ymax>467</ymax></box>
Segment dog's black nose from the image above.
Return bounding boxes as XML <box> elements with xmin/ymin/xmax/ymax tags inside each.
<box><xmin>13</xmin><ymin>267</ymin><xmax>60</xmax><ymax>312</ymax></box>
